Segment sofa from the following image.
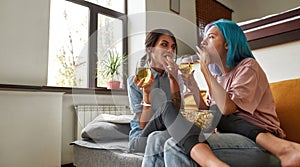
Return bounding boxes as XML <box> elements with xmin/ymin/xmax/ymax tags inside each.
<box><xmin>72</xmin><ymin>78</ymin><xmax>300</xmax><ymax>167</ymax></box>
<box><xmin>269</xmin><ymin>78</ymin><xmax>300</xmax><ymax>143</ymax></box>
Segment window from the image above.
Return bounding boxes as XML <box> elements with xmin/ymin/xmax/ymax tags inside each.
<box><xmin>48</xmin><ymin>0</ymin><xmax>127</xmax><ymax>90</ymax></box>
<box><xmin>85</xmin><ymin>0</ymin><xmax>125</xmax><ymax>13</ymax></box>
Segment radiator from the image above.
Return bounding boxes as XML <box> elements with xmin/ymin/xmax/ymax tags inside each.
<box><xmin>74</xmin><ymin>104</ymin><xmax>131</xmax><ymax>139</ymax></box>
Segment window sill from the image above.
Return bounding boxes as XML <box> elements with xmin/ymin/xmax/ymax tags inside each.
<box><xmin>0</xmin><ymin>84</ymin><xmax>128</xmax><ymax>95</ymax></box>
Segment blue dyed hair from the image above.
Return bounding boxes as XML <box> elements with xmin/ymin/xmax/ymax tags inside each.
<box><xmin>206</xmin><ymin>19</ymin><xmax>254</xmax><ymax>68</ymax></box>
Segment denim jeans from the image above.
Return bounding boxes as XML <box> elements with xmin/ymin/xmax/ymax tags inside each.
<box><xmin>142</xmin><ymin>131</ymin><xmax>171</xmax><ymax>167</ymax></box>
<box><xmin>164</xmin><ymin>133</ymin><xmax>281</xmax><ymax>167</ymax></box>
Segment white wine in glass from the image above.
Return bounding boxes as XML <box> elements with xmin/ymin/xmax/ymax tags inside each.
<box><xmin>178</xmin><ymin>55</ymin><xmax>194</xmax><ymax>77</ymax></box>
<box><xmin>179</xmin><ymin>62</ymin><xmax>194</xmax><ymax>78</ymax></box>
<box><xmin>178</xmin><ymin>55</ymin><xmax>194</xmax><ymax>95</ymax></box>
<box><xmin>135</xmin><ymin>58</ymin><xmax>153</xmax><ymax>87</ymax></box>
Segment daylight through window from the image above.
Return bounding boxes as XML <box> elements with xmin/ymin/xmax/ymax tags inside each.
<box><xmin>48</xmin><ymin>0</ymin><xmax>127</xmax><ymax>89</ymax></box>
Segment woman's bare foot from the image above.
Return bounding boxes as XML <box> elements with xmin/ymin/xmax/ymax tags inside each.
<box><xmin>278</xmin><ymin>142</ymin><xmax>300</xmax><ymax>167</ymax></box>
<box><xmin>257</xmin><ymin>133</ymin><xmax>300</xmax><ymax>167</ymax></box>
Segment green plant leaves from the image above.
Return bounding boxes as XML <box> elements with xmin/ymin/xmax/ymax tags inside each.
<box><xmin>98</xmin><ymin>48</ymin><xmax>127</xmax><ymax>81</ymax></box>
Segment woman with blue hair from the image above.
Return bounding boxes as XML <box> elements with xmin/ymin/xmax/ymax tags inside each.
<box><xmin>187</xmin><ymin>18</ymin><xmax>300</xmax><ymax>166</ymax></box>
<box><xmin>139</xmin><ymin>19</ymin><xmax>300</xmax><ymax>166</ymax></box>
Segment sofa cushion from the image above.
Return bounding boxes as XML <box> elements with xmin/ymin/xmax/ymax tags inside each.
<box><xmin>81</xmin><ymin>114</ymin><xmax>133</xmax><ymax>141</ymax></box>
<box><xmin>269</xmin><ymin>78</ymin><xmax>300</xmax><ymax>143</ymax></box>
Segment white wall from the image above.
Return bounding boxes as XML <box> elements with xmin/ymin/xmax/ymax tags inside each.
<box><xmin>146</xmin><ymin>0</ymin><xmax>196</xmax><ymax>23</ymax></box>
<box><xmin>253</xmin><ymin>41</ymin><xmax>300</xmax><ymax>83</ymax></box>
<box><xmin>146</xmin><ymin>0</ymin><xmax>197</xmax><ymax>55</ymax></box>
<box><xmin>0</xmin><ymin>91</ymin><xmax>63</xmax><ymax>167</ymax></box>
<box><xmin>0</xmin><ymin>0</ymin><xmax>50</xmax><ymax>85</ymax></box>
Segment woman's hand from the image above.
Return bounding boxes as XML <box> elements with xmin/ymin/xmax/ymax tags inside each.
<box><xmin>134</xmin><ymin>75</ymin><xmax>153</xmax><ymax>95</ymax></box>
<box><xmin>196</xmin><ymin>46</ymin><xmax>210</xmax><ymax>67</ymax></box>
<box><xmin>134</xmin><ymin>76</ymin><xmax>153</xmax><ymax>105</ymax></box>
<box><xmin>182</xmin><ymin>70</ymin><xmax>199</xmax><ymax>92</ymax></box>
<box><xmin>163</xmin><ymin>56</ymin><xmax>179</xmax><ymax>81</ymax></box>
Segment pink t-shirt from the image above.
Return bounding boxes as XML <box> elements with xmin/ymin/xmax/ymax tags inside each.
<box><xmin>214</xmin><ymin>58</ymin><xmax>286</xmax><ymax>138</ymax></box>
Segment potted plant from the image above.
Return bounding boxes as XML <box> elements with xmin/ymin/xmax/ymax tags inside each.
<box><xmin>98</xmin><ymin>48</ymin><xmax>127</xmax><ymax>90</ymax></box>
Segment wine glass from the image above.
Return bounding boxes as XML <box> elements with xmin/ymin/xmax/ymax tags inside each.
<box><xmin>135</xmin><ymin>57</ymin><xmax>153</xmax><ymax>88</ymax></box>
<box><xmin>178</xmin><ymin>55</ymin><xmax>194</xmax><ymax>95</ymax></box>
<box><xmin>198</xmin><ymin>22</ymin><xmax>205</xmax><ymax>47</ymax></box>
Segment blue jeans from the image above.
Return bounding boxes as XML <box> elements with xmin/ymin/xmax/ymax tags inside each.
<box><xmin>164</xmin><ymin>133</ymin><xmax>281</xmax><ymax>167</ymax></box>
<box><xmin>142</xmin><ymin>131</ymin><xmax>171</xmax><ymax>167</ymax></box>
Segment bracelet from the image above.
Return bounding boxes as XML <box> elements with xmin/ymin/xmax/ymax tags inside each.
<box><xmin>141</xmin><ymin>101</ymin><xmax>151</xmax><ymax>106</ymax></box>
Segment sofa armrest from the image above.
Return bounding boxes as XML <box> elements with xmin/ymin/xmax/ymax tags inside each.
<box><xmin>270</xmin><ymin>78</ymin><xmax>300</xmax><ymax>143</ymax></box>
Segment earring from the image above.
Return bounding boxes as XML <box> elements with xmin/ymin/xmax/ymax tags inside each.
<box><xmin>146</xmin><ymin>48</ymin><xmax>150</xmax><ymax>53</ymax></box>
<box><xmin>225</xmin><ymin>43</ymin><xmax>228</xmax><ymax>50</ymax></box>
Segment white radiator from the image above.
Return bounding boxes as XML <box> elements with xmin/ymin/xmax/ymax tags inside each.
<box><xmin>74</xmin><ymin>104</ymin><xmax>131</xmax><ymax>139</ymax></box>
